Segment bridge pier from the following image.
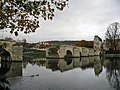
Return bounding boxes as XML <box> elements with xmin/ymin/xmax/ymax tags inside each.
<box><xmin>11</xmin><ymin>45</ymin><xmax>23</xmax><ymax>61</ymax></box>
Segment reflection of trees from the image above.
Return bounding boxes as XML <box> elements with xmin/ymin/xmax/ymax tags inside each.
<box><xmin>0</xmin><ymin>77</ymin><xmax>10</xmax><ymax>90</ymax></box>
<box><xmin>23</xmin><ymin>57</ymin><xmax>46</xmax><ymax>68</ymax></box>
<box><xmin>0</xmin><ymin>62</ymin><xmax>11</xmax><ymax>76</ymax></box>
<box><xmin>48</xmin><ymin>48</ymin><xmax>59</xmax><ymax>56</ymax></box>
<box><xmin>23</xmin><ymin>60</ymin><xmax>46</xmax><ymax>68</ymax></box>
<box><xmin>46</xmin><ymin>59</ymin><xmax>59</xmax><ymax>71</ymax></box>
<box><xmin>106</xmin><ymin>58</ymin><xmax>120</xmax><ymax>90</ymax></box>
<box><xmin>0</xmin><ymin>62</ymin><xmax>11</xmax><ymax>90</ymax></box>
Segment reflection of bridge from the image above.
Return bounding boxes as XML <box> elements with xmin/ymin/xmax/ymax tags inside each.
<box><xmin>0</xmin><ymin>61</ymin><xmax>22</xmax><ymax>78</ymax></box>
<box><xmin>46</xmin><ymin>36</ymin><xmax>102</xmax><ymax>58</ymax></box>
<box><xmin>46</xmin><ymin>56</ymin><xmax>103</xmax><ymax>76</ymax></box>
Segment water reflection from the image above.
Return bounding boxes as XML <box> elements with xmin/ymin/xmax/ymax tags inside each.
<box><xmin>24</xmin><ymin>57</ymin><xmax>120</xmax><ymax>90</ymax></box>
<box><xmin>0</xmin><ymin>62</ymin><xmax>22</xmax><ymax>78</ymax></box>
<box><xmin>52</xmin><ymin>57</ymin><xmax>103</xmax><ymax>75</ymax></box>
<box><xmin>105</xmin><ymin>58</ymin><xmax>120</xmax><ymax>90</ymax></box>
<box><xmin>0</xmin><ymin>61</ymin><xmax>22</xmax><ymax>90</ymax></box>
<box><xmin>0</xmin><ymin>62</ymin><xmax>11</xmax><ymax>90</ymax></box>
<box><xmin>0</xmin><ymin>57</ymin><xmax>120</xmax><ymax>90</ymax></box>
<box><xmin>46</xmin><ymin>59</ymin><xmax>59</xmax><ymax>71</ymax></box>
<box><xmin>0</xmin><ymin>77</ymin><xmax>10</xmax><ymax>90</ymax></box>
<box><xmin>0</xmin><ymin>62</ymin><xmax>11</xmax><ymax>76</ymax></box>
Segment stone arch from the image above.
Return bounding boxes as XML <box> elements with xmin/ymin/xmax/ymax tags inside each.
<box><xmin>65</xmin><ymin>50</ymin><xmax>73</xmax><ymax>58</ymax></box>
<box><xmin>1</xmin><ymin>49</ymin><xmax>11</xmax><ymax>61</ymax></box>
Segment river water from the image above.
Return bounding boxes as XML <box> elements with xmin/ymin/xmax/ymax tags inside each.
<box><xmin>0</xmin><ymin>56</ymin><xmax>120</xmax><ymax>90</ymax></box>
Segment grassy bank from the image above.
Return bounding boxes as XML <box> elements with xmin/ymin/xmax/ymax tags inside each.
<box><xmin>23</xmin><ymin>49</ymin><xmax>46</xmax><ymax>58</ymax></box>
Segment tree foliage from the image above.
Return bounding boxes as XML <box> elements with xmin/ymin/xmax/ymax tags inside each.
<box><xmin>105</xmin><ymin>22</ymin><xmax>120</xmax><ymax>50</ymax></box>
<box><xmin>0</xmin><ymin>0</ymin><xmax>69</xmax><ymax>36</ymax></box>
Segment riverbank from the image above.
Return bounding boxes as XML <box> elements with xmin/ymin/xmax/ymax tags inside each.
<box><xmin>23</xmin><ymin>49</ymin><xmax>46</xmax><ymax>58</ymax></box>
<box><xmin>104</xmin><ymin>54</ymin><xmax>120</xmax><ymax>57</ymax></box>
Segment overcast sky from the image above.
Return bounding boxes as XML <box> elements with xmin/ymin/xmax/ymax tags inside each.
<box><xmin>1</xmin><ymin>0</ymin><xmax>120</xmax><ymax>43</ymax></box>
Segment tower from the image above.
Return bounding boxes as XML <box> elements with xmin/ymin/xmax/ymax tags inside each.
<box><xmin>94</xmin><ymin>35</ymin><xmax>102</xmax><ymax>55</ymax></box>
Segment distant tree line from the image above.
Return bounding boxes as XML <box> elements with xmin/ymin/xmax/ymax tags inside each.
<box><xmin>75</xmin><ymin>40</ymin><xmax>93</xmax><ymax>48</ymax></box>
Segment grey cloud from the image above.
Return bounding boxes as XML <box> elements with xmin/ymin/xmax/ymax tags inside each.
<box><xmin>2</xmin><ymin>0</ymin><xmax>120</xmax><ymax>42</ymax></box>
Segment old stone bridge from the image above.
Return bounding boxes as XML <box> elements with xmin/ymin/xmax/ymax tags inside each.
<box><xmin>0</xmin><ymin>40</ymin><xmax>23</xmax><ymax>61</ymax></box>
<box><xmin>46</xmin><ymin>35</ymin><xmax>102</xmax><ymax>58</ymax></box>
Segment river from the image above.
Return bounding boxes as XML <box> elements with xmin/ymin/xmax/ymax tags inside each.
<box><xmin>0</xmin><ymin>56</ymin><xmax>119</xmax><ymax>90</ymax></box>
